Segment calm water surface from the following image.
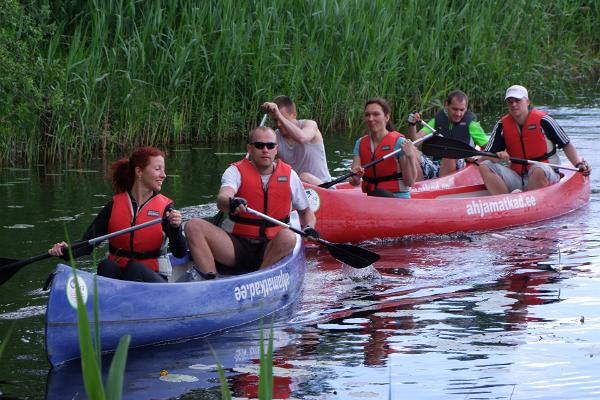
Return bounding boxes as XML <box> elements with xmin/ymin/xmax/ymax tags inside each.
<box><xmin>1</xmin><ymin>101</ymin><xmax>599</xmax><ymax>399</ymax></box>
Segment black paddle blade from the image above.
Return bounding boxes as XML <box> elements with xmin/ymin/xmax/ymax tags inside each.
<box><xmin>0</xmin><ymin>253</ymin><xmax>53</xmax><ymax>286</ymax></box>
<box><xmin>318</xmin><ymin>172</ymin><xmax>354</xmax><ymax>189</ymax></box>
<box><xmin>0</xmin><ymin>257</ymin><xmax>23</xmax><ymax>285</ymax></box>
<box><xmin>324</xmin><ymin>242</ymin><xmax>380</xmax><ymax>269</ymax></box>
<box><xmin>422</xmin><ymin>135</ymin><xmax>480</xmax><ymax>159</ymax></box>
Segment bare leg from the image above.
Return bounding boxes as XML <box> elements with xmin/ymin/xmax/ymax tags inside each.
<box><xmin>299</xmin><ymin>172</ymin><xmax>323</xmax><ymax>186</ymax></box>
<box><xmin>260</xmin><ymin>229</ymin><xmax>296</xmax><ymax>268</ymax></box>
<box><xmin>414</xmin><ymin>151</ymin><xmax>425</xmax><ymax>181</ymax></box>
<box><xmin>184</xmin><ymin>218</ymin><xmax>236</xmax><ymax>274</ymax></box>
<box><xmin>479</xmin><ymin>164</ymin><xmax>509</xmax><ymax>195</ymax></box>
<box><xmin>526</xmin><ymin>167</ymin><xmax>550</xmax><ymax>191</ymax></box>
<box><xmin>439</xmin><ymin>158</ymin><xmax>457</xmax><ymax>177</ymax></box>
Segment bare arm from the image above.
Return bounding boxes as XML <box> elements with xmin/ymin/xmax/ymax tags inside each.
<box><xmin>281</xmin><ymin>118</ymin><xmax>320</xmax><ymax>144</ymax></box>
<box><xmin>216</xmin><ymin>186</ymin><xmax>237</xmax><ymax>213</ymax></box>
<box><xmin>298</xmin><ymin>207</ymin><xmax>317</xmax><ymax>229</ymax></box>
<box><xmin>262</xmin><ymin>102</ymin><xmax>320</xmax><ymax>144</ymax></box>
<box><xmin>399</xmin><ymin>141</ymin><xmax>418</xmax><ymax>187</ymax></box>
<box><xmin>349</xmin><ymin>155</ymin><xmax>363</xmax><ymax>186</ymax></box>
<box><xmin>562</xmin><ymin>143</ymin><xmax>591</xmax><ymax>175</ymax></box>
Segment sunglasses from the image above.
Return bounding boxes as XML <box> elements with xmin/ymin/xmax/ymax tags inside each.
<box><xmin>250</xmin><ymin>141</ymin><xmax>277</xmax><ymax>150</ymax></box>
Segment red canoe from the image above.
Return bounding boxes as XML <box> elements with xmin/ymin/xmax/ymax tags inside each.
<box><xmin>330</xmin><ymin>163</ymin><xmax>483</xmax><ymax>192</ymax></box>
<box><xmin>304</xmin><ymin>167</ymin><xmax>590</xmax><ymax>243</ymax></box>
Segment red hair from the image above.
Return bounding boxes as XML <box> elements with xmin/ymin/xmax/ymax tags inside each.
<box><xmin>109</xmin><ymin>147</ymin><xmax>166</xmax><ymax>193</ymax></box>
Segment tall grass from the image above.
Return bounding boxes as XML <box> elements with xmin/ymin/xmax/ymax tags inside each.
<box><xmin>2</xmin><ymin>0</ymin><xmax>599</xmax><ymax>164</ymax></box>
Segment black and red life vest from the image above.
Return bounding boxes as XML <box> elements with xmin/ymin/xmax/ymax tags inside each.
<box><xmin>107</xmin><ymin>192</ymin><xmax>171</xmax><ymax>271</ymax></box>
<box><xmin>229</xmin><ymin>158</ymin><xmax>292</xmax><ymax>240</ymax></box>
<box><xmin>502</xmin><ymin>108</ymin><xmax>552</xmax><ymax>175</ymax></box>
<box><xmin>358</xmin><ymin>130</ymin><xmax>405</xmax><ymax>193</ymax></box>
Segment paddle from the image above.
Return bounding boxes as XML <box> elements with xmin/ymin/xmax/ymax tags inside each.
<box><xmin>421</xmin><ymin>135</ymin><xmax>580</xmax><ymax>172</ymax></box>
<box><xmin>318</xmin><ymin>129</ymin><xmax>437</xmax><ymax>189</ymax></box>
<box><xmin>244</xmin><ymin>207</ymin><xmax>380</xmax><ymax>269</ymax></box>
<box><xmin>0</xmin><ymin>217</ymin><xmax>167</xmax><ymax>285</ymax></box>
<box><xmin>259</xmin><ymin>113</ymin><xmax>268</xmax><ymax>127</ymax></box>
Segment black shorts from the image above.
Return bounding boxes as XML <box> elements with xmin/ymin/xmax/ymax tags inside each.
<box><xmin>219</xmin><ymin>232</ymin><xmax>268</xmax><ymax>273</ymax></box>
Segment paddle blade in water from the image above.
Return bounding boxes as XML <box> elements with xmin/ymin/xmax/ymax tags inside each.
<box><xmin>325</xmin><ymin>243</ymin><xmax>380</xmax><ymax>269</ymax></box>
<box><xmin>0</xmin><ymin>258</ymin><xmax>22</xmax><ymax>285</ymax></box>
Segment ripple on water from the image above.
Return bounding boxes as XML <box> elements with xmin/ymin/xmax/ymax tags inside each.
<box><xmin>0</xmin><ymin>305</ymin><xmax>46</xmax><ymax>320</ymax></box>
<box><xmin>3</xmin><ymin>224</ymin><xmax>35</xmax><ymax>229</ymax></box>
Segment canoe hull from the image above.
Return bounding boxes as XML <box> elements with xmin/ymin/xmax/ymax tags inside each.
<box><xmin>307</xmin><ymin>168</ymin><xmax>590</xmax><ymax>243</ymax></box>
<box><xmin>327</xmin><ymin>163</ymin><xmax>483</xmax><ymax>192</ymax></box>
<box><xmin>45</xmin><ymin>230</ymin><xmax>305</xmax><ymax>367</ymax></box>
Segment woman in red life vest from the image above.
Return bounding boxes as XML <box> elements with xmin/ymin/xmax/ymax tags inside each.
<box><xmin>48</xmin><ymin>147</ymin><xmax>186</xmax><ymax>282</ymax></box>
<box><xmin>349</xmin><ymin>97</ymin><xmax>418</xmax><ymax>198</ymax></box>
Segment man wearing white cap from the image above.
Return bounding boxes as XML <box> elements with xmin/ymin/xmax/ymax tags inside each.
<box><xmin>478</xmin><ymin>85</ymin><xmax>591</xmax><ymax>194</ymax></box>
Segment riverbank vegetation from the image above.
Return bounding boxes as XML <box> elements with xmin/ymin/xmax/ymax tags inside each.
<box><xmin>1</xmin><ymin>0</ymin><xmax>598</xmax><ymax>164</ymax></box>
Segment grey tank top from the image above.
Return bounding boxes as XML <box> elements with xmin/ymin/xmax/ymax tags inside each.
<box><xmin>275</xmin><ymin>120</ymin><xmax>332</xmax><ymax>182</ymax></box>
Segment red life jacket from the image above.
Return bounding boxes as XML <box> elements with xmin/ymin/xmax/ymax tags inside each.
<box><xmin>502</xmin><ymin>108</ymin><xmax>550</xmax><ymax>175</ymax></box>
<box><xmin>229</xmin><ymin>158</ymin><xmax>292</xmax><ymax>240</ymax></box>
<box><xmin>107</xmin><ymin>192</ymin><xmax>171</xmax><ymax>271</ymax></box>
<box><xmin>358</xmin><ymin>130</ymin><xmax>404</xmax><ymax>193</ymax></box>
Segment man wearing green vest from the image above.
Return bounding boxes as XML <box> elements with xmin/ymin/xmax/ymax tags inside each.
<box><xmin>407</xmin><ymin>90</ymin><xmax>488</xmax><ymax>179</ymax></box>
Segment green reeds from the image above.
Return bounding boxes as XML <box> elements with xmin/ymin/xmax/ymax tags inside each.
<box><xmin>0</xmin><ymin>324</ymin><xmax>13</xmax><ymax>360</ymax></box>
<box><xmin>2</xmin><ymin>0</ymin><xmax>599</xmax><ymax>164</ymax></box>
<box><xmin>63</xmin><ymin>234</ymin><xmax>130</xmax><ymax>400</ymax></box>
<box><xmin>214</xmin><ymin>319</ymin><xmax>275</xmax><ymax>399</ymax></box>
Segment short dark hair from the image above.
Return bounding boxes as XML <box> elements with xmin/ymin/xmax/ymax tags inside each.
<box><xmin>273</xmin><ymin>95</ymin><xmax>296</xmax><ymax>113</ymax></box>
<box><xmin>248</xmin><ymin>126</ymin><xmax>276</xmax><ymax>143</ymax></box>
<box><xmin>446</xmin><ymin>90</ymin><xmax>468</xmax><ymax>105</ymax></box>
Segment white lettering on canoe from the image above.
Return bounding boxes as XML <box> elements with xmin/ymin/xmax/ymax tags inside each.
<box><xmin>413</xmin><ymin>181</ymin><xmax>451</xmax><ymax>192</ymax></box>
<box><xmin>234</xmin><ymin>270</ymin><xmax>291</xmax><ymax>302</ymax></box>
<box><xmin>466</xmin><ymin>195</ymin><xmax>536</xmax><ymax>217</ymax></box>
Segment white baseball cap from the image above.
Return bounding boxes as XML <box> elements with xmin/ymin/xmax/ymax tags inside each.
<box><xmin>505</xmin><ymin>85</ymin><xmax>528</xmax><ymax>100</ymax></box>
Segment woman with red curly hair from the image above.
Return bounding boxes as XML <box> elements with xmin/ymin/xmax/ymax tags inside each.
<box><xmin>48</xmin><ymin>147</ymin><xmax>186</xmax><ymax>282</ymax></box>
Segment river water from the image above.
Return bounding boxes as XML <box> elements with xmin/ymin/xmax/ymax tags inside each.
<box><xmin>1</xmin><ymin>101</ymin><xmax>599</xmax><ymax>399</ymax></box>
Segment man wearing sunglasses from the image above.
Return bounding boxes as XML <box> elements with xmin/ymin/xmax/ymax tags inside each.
<box><xmin>183</xmin><ymin>126</ymin><xmax>318</xmax><ymax>279</ymax></box>
<box><xmin>261</xmin><ymin>95</ymin><xmax>332</xmax><ymax>186</ymax></box>
<box><xmin>478</xmin><ymin>85</ymin><xmax>591</xmax><ymax>194</ymax></box>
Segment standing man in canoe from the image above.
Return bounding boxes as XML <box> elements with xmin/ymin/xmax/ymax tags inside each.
<box><xmin>261</xmin><ymin>95</ymin><xmax>332</xmax><ymax>185</ymax></box>
<box><xmin>406</xmin><ymin>90</ymin><xmax>489</xmax><ymax>179</ymax></box>
<box><xmin>349</xmin><ymin>97</ymin><xmax>418</xmax><ymax>198</ymax></box>
<box><xmin>48</xmin><ymin>147</ymin><xmax>186</xmax><ymax>282</ymax></box>
<box><xmin>183</xmin><ymin>126</ymin><xmax>318</xmax><ymax>280</ymax></box>
<box><xmin>479</xmin><ymin>85</ymin><xmax>591</xmax><ymax>194</ymax></box>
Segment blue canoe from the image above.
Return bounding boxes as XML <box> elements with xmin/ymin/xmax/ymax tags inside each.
<box><xmin>45</xmin><ymin>214</ymin><xmax>306</xmax><ymax>367</ymax></box>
